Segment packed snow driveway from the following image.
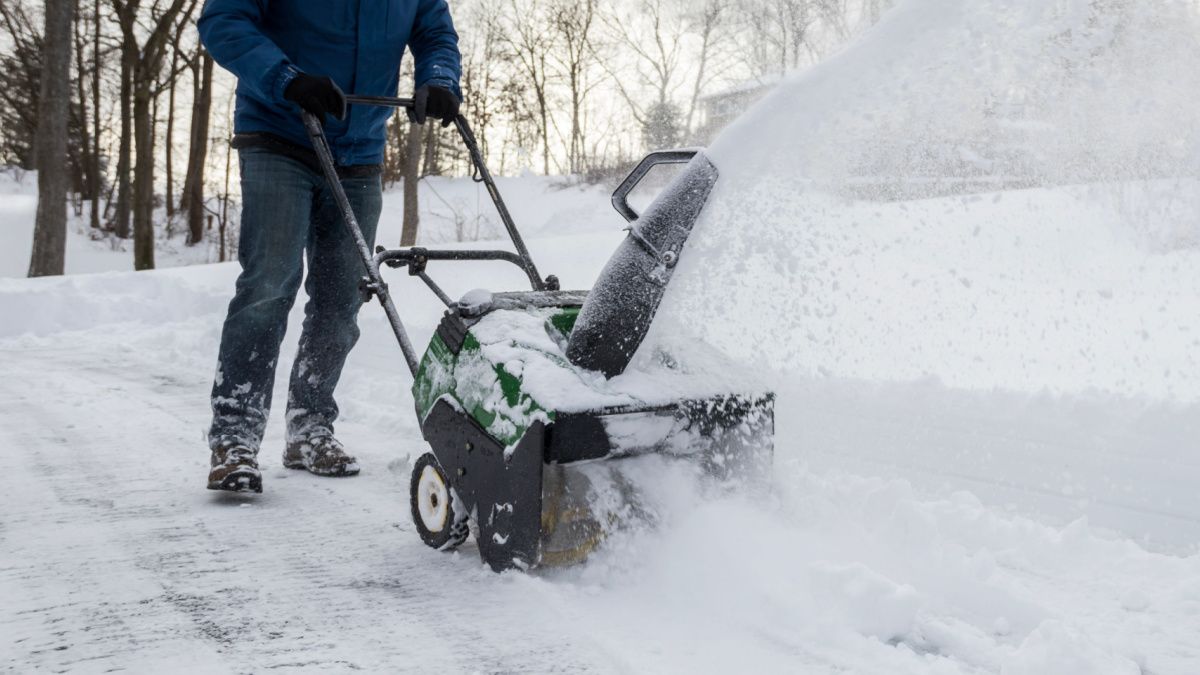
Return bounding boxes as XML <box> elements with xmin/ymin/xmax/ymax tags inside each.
<box><xmin>0</xmin><ymin>297</ymin><xmax>611</xmax><ymax>672</ymax></box>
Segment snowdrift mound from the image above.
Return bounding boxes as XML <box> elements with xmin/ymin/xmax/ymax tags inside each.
<box><xmin>0</xmin><ymin>267</ymin><xmax>234</xmax><ymax>339</ymax></box>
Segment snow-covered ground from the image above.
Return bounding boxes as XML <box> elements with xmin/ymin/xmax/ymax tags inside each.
<box><xmin>6</xmin><ymin>0</ymin><xmax>1200</xmax><ymax>672</ymax></box>
<box><xmin>3</xmin><ymin>179</ymin><xmax>1200</xmax><ymax>672</ymax></box>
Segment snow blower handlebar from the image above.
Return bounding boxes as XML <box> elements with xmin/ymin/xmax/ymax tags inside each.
<box><xmin>610</xmin><ymin>148</ymin><xmax>700</xmax><ymax>222</ymax></box>
<box><xmin>301</xmin><ymin>96</ymin><xmax>555</xmax><ymax>377</ymax></box>
<box><xmin>340</xmin><ymin>96</ymin><xmax>548</xmax><ymax>292</ymax></box>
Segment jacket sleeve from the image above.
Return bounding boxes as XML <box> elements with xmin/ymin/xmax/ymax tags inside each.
<box><xmin>197</xmin><ymin>0</ymin><xmax>298</xmax><ymax>104</ymax></box>
<box><xmin>409</xmin><ymin>0</ymin><xmax>463</xmax><ymax>100</ymax></box>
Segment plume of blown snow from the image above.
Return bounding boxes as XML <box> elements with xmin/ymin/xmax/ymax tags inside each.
<box><xmin>641</xmin><ymin>0</ymin><xmax>1200</xmax><ymax>403</ymax></box>
<box><xmin>712</xmin><ymin>0</ymin><xmax>1200</xmax><ymax>190</ymax></box>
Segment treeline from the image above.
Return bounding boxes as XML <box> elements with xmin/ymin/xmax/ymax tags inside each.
<box><xmin>9</xmin><ymin>0</ymin><xmax>890</xmax><ymax>276</ymax></box>
<box><xmin>9</xmin><ymin>0</ymin><xmax>222</xmax><ymax>273</ymax></box>
<box><xmin>403</xmin><ymin>0</ymin><xmax>893</xmax><ymax>181</ymax></box>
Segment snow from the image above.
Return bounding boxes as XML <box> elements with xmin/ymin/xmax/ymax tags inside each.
<box><xmin>654</xmin><ymin>181</ymin><xmax>1200</xmax><ymax>402</ymax></box>
<box><xmin>706</xmin><ymin>0</ymin><xmax>1200</xmax><ymax>190</ymax></box>
<box><xmin>5</xmin><ymin>0</ymin><xmax>1200</xmax><ymax>672</ymax></box>
<box><xmin>4</xmin><ymin>194</ymin><xmax>1200</xmax><ymax>670</ymax></box>
<box><xmin>464</xmin><ymin>306</ymin><xmax>765</xmax><ymax>420</ymax></box>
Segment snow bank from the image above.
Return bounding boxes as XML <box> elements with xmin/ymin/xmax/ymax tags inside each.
<box><xmin>0</xmin><ymin>268</ymin><xmax>231</xmax><ymax>339</ymax></box>
<box><xmin>0</xmin><ymin>169</ymin><xmax>34</xmax><ymax>195</ymax></box>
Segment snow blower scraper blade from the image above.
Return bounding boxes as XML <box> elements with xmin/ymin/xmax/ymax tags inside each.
<box><xmin>303</xmin><ymin>100</ymin><xmax>772</xmax><ymax>572</ymax></box>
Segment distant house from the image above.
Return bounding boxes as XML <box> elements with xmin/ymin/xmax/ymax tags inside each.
<box><xmin>691</xmin><ymin>76</ymin><xmax>781</xmax><ymax>145</ymax></box>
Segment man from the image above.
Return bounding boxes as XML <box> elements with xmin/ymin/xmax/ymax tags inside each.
<box><xmin>198</xmin><ymin>0</ymin><xmax>462</xmax><ymax>493</ymax></box>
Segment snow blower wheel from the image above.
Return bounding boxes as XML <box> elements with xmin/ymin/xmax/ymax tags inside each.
<box><xmin>410</xmin><ymin>453</ymin><xmax>469</xmax><ymax>551</ymax></box>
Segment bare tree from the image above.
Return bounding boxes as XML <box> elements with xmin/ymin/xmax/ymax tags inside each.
<box><xmin>0</xmin><ymin>0</ymin><xmax>87</xmax><ymax>179</ymax></box>
<box><xmin>549</xmin><ymin>0</ymin><xmax>599</xmax><ymax>174</ymax></box>
<box><xmin>502</xmin><ymin>0</ymin><xmax>555</xmax><ymax>174</ymax></box>
<box><xmin>111</xmin><ymin>0</ymin><xmax>195</xmax><ymax>270</ymax></box>
<box><xmin>90</xmin><ymin>0</ymin><xmax>104</xmax><ymax>230</ymax></box>
<box><xmin>382</xmin><ymin>113</ymin><xmax>404</xmax><ymax>185</ymax></box>
<box><xmin>602</xmin><ymin>0</ymin><xmax>685</xmax><ymax>115</ymax></box>
<box><xmin>182</xmin><ymin>48</ymin><xmax>213</xmax><ymax>245</ymax></box>
<box><xmin>401</xmin><ymin>121</ymin><xmax>422</xmax><ymax>246</ymax></box>
<box><xmin>113</xmin><ymin>6</ymin><xmax>133</xmax><ymax>238</ymax></box>
<box><xmin>29</xmin><ymin>0</ymin><xmax>77</xmax><ymax>277</ymax></box>
<box><xmin>72</xmin><ymin>6</ymin><xmax>97</xmax><ymax>219</ymax></box>
<box><xmin>159</xmin><ymin>10</ymin><xmax>200</xmax><ymax>224</ymax></box>
<box><xmin>683</xmin><ymin>0</ymin><xmax>733</xmax><ymax>132</ymax></box>
<box><xmin>0</xmin><ymin>2</ymin><xmax>43</xmax><ymax>169</ymax></box>
<box><xmin>597</xmin><ymin>0</ymin><xmax>693</xmax><ymax>152</ymax></box>
<box><xmin>460</xmin><ymin>0</ymin><xmax>507</xmax><ymax>163</ymax></box>
<box><xmin>163</xmin><ymin>44</ymin><xmax>180</xmax><ymax>219</ymax></box>
<box><xmin>739</xmin><ymin>0</ymin><xmax>818</xmax><ymax>77</ymax></box>
<box><xmin>62</xmin><ymin>0</ymin><xmax>114</xmax><ymax>231</ymax></box>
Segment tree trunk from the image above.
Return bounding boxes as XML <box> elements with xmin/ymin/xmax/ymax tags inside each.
<box><xmin>421</xmin><ymin>123</ymin><xmax>441</xmax><ymax>176</ymax></box>
<box><xmin>220</xmin><ymin>134</ymin><xmax>232</xmax><ymax>262</ymax></box>
<box><xmin>73</xmin><ymin>9</ymin><xmax>95</xmax><ymax>209</ymax></box>
<box><xmin>382</xmin><ymin>112</ymin><xmax>404</xmax><ymax>186</ymax></box>
<box><xmin>164</xmin><ymin>44</ymin><xmax>179</xmax><ymax>219</ymax></box>
<box><xmin>28</xmin><ymin>0</ymin><xmax>76</xmax><ymax>277</ymax></box>
<box><xmin>90</xmin><ymin>0</ymin><xmax>102</xmax><ymax>230</ymax></box>
<box><xmin>151</xmin><ymin>87</ymin><xmax>160</xmax><ymax>233</ymax></box>
<box><xmin>114</xmin><ymin>40</ymin><xmax>134</xmax><ymax>237</ymax></box>
<box><xmin>538</xmin><ymin>93</ymin><xmax>550</xmax><ymax>174</ymax></box>
<box><xmin>132</xmin><ymin>84</ymin><xmax>156</xmax><ymax>270</ymax></box>
<box><xmin>401</xmin><ymin>121</ymin><xmax>422</xmax><ymax>246</ymax></box>
<box><xmin>183</xmin><ymin>51</ymin><xmax>213</xmax><ymax>245</ymax></box>
<box><xmin>569</xmin><ymin>72</ymin><xmax>582</xmax><ymax>173</ymax></box>
<box><xmin>179</xmin><ymin>56</ymin><xmax>197</xmax><ymax>215</ymax></box>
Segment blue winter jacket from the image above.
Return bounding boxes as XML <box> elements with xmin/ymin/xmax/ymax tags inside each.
<box><xmin>198</xmin><ymin>0</ymin><xmax>461</xmax><ymax>166</ymax></box>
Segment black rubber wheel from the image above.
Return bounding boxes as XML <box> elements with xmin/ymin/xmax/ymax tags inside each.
<box><xmin>409</xmin><ymin>452</ymin><xmax>469</xmax><ymax>551</ymax></box>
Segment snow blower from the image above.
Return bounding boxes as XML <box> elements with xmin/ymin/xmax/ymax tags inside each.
<box><xmin>304</xmin><ymin>98</ymin><xmax>774</xmax><ymax>572</ymax></box>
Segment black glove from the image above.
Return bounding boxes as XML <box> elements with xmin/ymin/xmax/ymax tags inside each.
<box><xmin>284</xmin><ymin>72</ymin><xmax>347</xmax><ymax>124</ymax></box>
<box><xmin>407</xmin><ymin>84</ymin><xmax>460</xmax><ymax>127</ymax></box>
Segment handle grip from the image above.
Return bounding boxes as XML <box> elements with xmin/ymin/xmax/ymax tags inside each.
<box><xmin>306</xmin><ymin>95</ymin><xmax>548</xmax><ymax>292</ymax></box>
<box><xmin>611</xmin><ymin>149</ymin><xmax>700</xmax><ymax>222</ymax></box>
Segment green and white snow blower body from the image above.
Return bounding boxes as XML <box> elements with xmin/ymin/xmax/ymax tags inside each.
<box><xmin>410</xmin><ymin>292</ymin><xmax>773</xmax><ymax>570</ymax></box>
<box><xmin>303</xmin><ymin>98</ymin><xmax>774</xmax><ymax>572</ymax></box>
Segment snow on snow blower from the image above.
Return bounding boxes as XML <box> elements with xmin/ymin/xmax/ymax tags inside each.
<box><xmin>304</xmin><ymin>98</ymin><xmax>774</xmax><ymax>572</ymax></box>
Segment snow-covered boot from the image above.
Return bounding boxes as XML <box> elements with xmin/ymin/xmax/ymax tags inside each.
<box><xmin>283</xmin><ymin>434</ymin><xmax>360</xmax><ymax>477</ymax></box>
<box><xmin>207</xmin><ymin>444</ymin><xmax>262</xmax><ymax>493</ymax></box>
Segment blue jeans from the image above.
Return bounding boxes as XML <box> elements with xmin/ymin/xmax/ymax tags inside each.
<box><xmin>209</xmin><ymin>147</ymin><xmax>382</xmax><ymax>452</ymax></box>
